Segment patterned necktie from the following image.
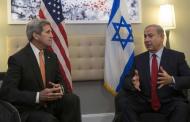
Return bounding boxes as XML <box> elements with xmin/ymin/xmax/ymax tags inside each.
<box><xmin>151</xmin><ymin>54</ymin><xmax>160</xmax><ymax>111</ymax></box>
<box><xmin>39</xmin><ymin>50</ymin><xmax>46</xmax><ymax>87</ymax></box>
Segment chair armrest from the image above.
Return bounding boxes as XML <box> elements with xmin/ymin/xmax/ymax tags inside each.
<box><xmin>0</xmin><ymin>100</ymin><xmax>21</xmax><ymax>122</ymax></box>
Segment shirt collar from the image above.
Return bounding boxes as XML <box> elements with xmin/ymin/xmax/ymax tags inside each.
<box><xmin>30</xmin><ymin>42</ymin><xmax>41</xmax><ymax>55</ymax></box>
<box><xmin>149</xmin><ymin>47</ymin><xmax>164</xmax><ymax>59</ymax></box>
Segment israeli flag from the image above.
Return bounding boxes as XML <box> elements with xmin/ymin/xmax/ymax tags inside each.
<box><xmin>104</xmin><ymin>0</ymin><xmax>135</xmax><ymax>95</ymax></box>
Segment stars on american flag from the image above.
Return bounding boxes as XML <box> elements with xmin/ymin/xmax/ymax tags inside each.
<box><xmin>40</xmin><ymin>0</ymin><xmax>72</xmax><ymax>91</ymax></box>
<box><xmin>45</xmin><ymin>0</ymin><xmax>64</xmax><ymax>24</ymax></box>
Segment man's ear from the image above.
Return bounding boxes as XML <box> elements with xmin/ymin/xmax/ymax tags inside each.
<box><xmin>160</xmin><ymin>33</ymin><xmax>165</xmax><ymax>39</ymax></box>
<box><xmin>33</xmin><ymin>32</ymin><xmax>40</xmax><ymax>40</ymax></box>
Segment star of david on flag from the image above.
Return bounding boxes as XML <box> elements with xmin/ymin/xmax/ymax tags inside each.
<box><xmin>104</xmin><ymin>0</ymin><xmax>135</xmax><ymax>95</ymax></box>
<box><xmin>112</xmin><ymin>16</ymin><xmax>134</xmax><ymax>49</ymax></box>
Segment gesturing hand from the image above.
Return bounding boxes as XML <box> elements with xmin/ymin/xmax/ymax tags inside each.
<box><xmin>39</xmin><ymin>87</ymin><xmax>63</xmax><ymax>102</ymax></box>
<box><xmin>157</xmin><ymin>66</ymin><xmax>173</xmax><ymax>89</ymax></box>
<box><xmin>132</xmin><ymin>70</ymin><xmax>141</xmax><ymax>91</ymax></box>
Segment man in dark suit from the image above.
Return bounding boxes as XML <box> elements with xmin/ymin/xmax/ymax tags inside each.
<box><xmin>0</xmin><ymin>19</ymin><xmax>81</xmax><ymax>122</ymax></box>
<box><xmin>114</xmin><ymin>24</ymin><xmax>190</xmax><ymax>122</ymax></box>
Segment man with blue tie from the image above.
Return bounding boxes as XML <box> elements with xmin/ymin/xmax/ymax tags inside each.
<box><xmin>0</xmin><ymin>19</ymin><xmax>81</xmax><ymax>122</ymax></box>
<box><xmin>114</xmin><ymin>24</ymin><xmax>190</xmax><ymax>122</ymax></box>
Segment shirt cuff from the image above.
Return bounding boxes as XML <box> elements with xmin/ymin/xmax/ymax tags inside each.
<box><xmin>169</xmin><ymin>76</ymin><xmax>176</xmax><ymax>88</ymax></box>
<box><xmin>171</xmin><ymin>76</ymin><xmax>175</xmax><ymax>84</ymax></box>
<box><xmin>36</xmin><ymin>92</ymin><xmax>40</xmax><ymax>103</ymax></box>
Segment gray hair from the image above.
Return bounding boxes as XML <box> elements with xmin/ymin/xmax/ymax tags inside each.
<box><xmin>26</xmin><ymin>19</ymin><xmax>51</xmax><ymax>41</ymax></box>
<box><xmin>145</xmin><ymin>24</ymin><xmax>165</xmax><ymax>37</ymax></box>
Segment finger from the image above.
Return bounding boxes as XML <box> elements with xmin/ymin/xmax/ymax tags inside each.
<box><xmin>49</xmin><ymin>82</ymin><xmax>60</xmax><ymax>88</ymax></box>
<box><xmin>135</xmin><ymin>86</ymin><xmax>141</xmax><ymax>91</ymax></box>
<box><xmin>55</xmin><ymin>89</ymin><xmax>64</xmax><ymax>95</ymax></box>
<box><xmin>60</xmin><ymin>89</ymin><xmax>64</xmax><ymax>95</ymax></box>
<box><xmin>158</xmin><ymin>80</ymin><xmax>169</xmax><ymax>86</ymax></box>
<box><xmin>49</xmin><ymin>87</ymin><xmax>62</xmax><ymax>93</ymax></box>
<box><xmin>133</xmin><ymin>70</ymin><xmax>139</xmax><ymax>82</ymax></box>
<box><xmin>47</xmin><ymin>93</ymin><xmax>63</xmax><ymax>99</ymax></box>
<box><xmin>158</xmin><ymin>84</ymin><xmax>164</xmax><ymax>89</ymax></box>
<box><xmin>46</xmin><ymin>96</ymin><xmax>62</xmax><ymax>101</ymax></box>
<box><xmin>49</xmin><ymin>82</ymin><xmax>56</xmax><ymax>86</ymax></box>
<box><xmin>157</xmin><ymin>76</ymin><xmax>166</xmax><ymax>81</ymax></box>
<box><xmin>134</xmin><ymin>69</ymin><xmax>139</xmax><ymax>76</ymax></box>
<box><xmin>132</xmin><ymin>76</ymin><xmax>138</xmax><ymax>82</ymax></box>
<box><xmin>132</xmin><ymin>77</ymin><xmax>135</xmax><ymax>82</ymax></box>
<box><xmin>48</xmin><ymin>82</ymin><xmax>55</xmax><ymax>88</ymax></box>
<box><xmin>157</xmin><ymin>81</ymin><xmax>163</xmax><ymax>84</ymax></box>
<box><xmin>48</xmin><ymin>92</ymin><xmax>63</xmax><ymax>96</ymax></box>
<box><xmin>158</xmin><ymin>72</ymin><xmax>165</xmax><ymax>76</ymax></box>
<box><xmin>160</xmin><ymin>66</ymin><xmax>166</xmax><ymax>73</ymax></box>
<box><xmin>54</xmin><ymin>84</ymin><xmax>61</xmax><ymax>88</ymax></box>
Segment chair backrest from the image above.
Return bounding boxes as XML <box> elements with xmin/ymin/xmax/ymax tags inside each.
<box><xmin>6</xmin><ymin>35</ymin><xmax>146</xmax><ymax>82</ymax></box>
<box><xmin>6</xmin><ymin>35</ymin><xmax>105</xmax><ymax>81</ymax></box>
<box><xmin>0</xmin><ymin>72</ymin><xmax>5</xmax><ymax>88</ymax></box>
<box><xmin>0</xmin><ymin>100</ymin><xmax>21</xmax><ymax>122</ymax></box>
<box><xmin>0</xmin><ymin>73</ymin><xmax>21</xmax><ymax>122</ymax></box>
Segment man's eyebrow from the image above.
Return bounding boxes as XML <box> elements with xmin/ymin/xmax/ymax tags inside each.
<box><xmin>45</xmin><ymin>29</ymin><xmax>51</xmax><ymax>33</ymax></box>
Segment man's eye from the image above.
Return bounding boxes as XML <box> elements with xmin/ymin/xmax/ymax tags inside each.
<box><xmin>46</xmin><ymin>31</ymin><xmax>51</xmax><ymax>34</ymax></box>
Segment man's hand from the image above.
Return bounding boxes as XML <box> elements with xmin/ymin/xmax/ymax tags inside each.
<box><xmin>132</xmin><ymin>70</ymin><xmax>141</xmax><ymax>91</ymax></box>
<box><xmin>39</xmin><ymin>87</ymin><xmax>63</xmax><ymax>102</ymax></box>
<box><xmin>157</xmin><ymin>66</ymin><xmax>173</xmax><ymax>89</ymax></box>
<box><xmin>49</xmin><ymin>82</ymin><xmax>64</xmax><ymax>94</ymax></box>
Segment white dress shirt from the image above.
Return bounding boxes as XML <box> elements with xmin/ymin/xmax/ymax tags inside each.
<box><xmin>30</xmin><ymin>42</ymin><xmax>44</xmax><ymax>103</ymax></box>
<box><xmin>149</xmin><ymin>47</ymin><xmax>175</xmax><ymax>86</ymax></box>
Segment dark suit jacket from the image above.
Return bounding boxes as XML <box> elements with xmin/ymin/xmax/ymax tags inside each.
<box><xmin>123</xmin><ymin>48</ymin><xmax>190</xmax><ymax>103</ymax></box>
<box><xmin>0</xmin><ymin>43</ymin><xmax>67</xmax><ymax>113</ymax></box>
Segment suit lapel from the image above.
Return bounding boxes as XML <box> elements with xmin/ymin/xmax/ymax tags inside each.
<box><xmin>25</xmin><ymin>44</ymin><xmax>44</xmax><ymax>89</ymax></box>
<box><xmin>144</xmin><ymin>52</ymin><xmax>151</xmax><ymax>88</ymax></box>
<box><xmin>160</xmin><ymin>48</ymin><xmax>168</xmax><ymax>69</ymax></box>
<box><xmin>44</xmin><ymin>50</ymin><xmax>52</xmax><ymax>86</ymax></box>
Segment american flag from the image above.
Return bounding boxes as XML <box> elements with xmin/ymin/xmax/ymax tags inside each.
<box><xmin>38</xmin><ymin>0</ymin><xmax>72</xmax><ymax>92</ymax></box>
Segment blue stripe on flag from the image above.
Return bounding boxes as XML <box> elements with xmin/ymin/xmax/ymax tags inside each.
<box><xmin>108</xmin><ymin>0</ymin><xmax>120</xmax><ymax>25</ymax></box>
<box><xmin>116</xmin><ymin>52</ymin><xmax>134</xmax><ymax>92</ymax></box>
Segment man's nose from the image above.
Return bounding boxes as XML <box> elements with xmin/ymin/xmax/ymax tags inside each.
<box><xmin>144</xmin><ymin>38</ymin><xmax>148</xmax><ymax>42</ymax></box>
<box><xmin>144</xmin><ymin>37</ymin><xmax>150</xmax><ymax>42</ymax></box>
